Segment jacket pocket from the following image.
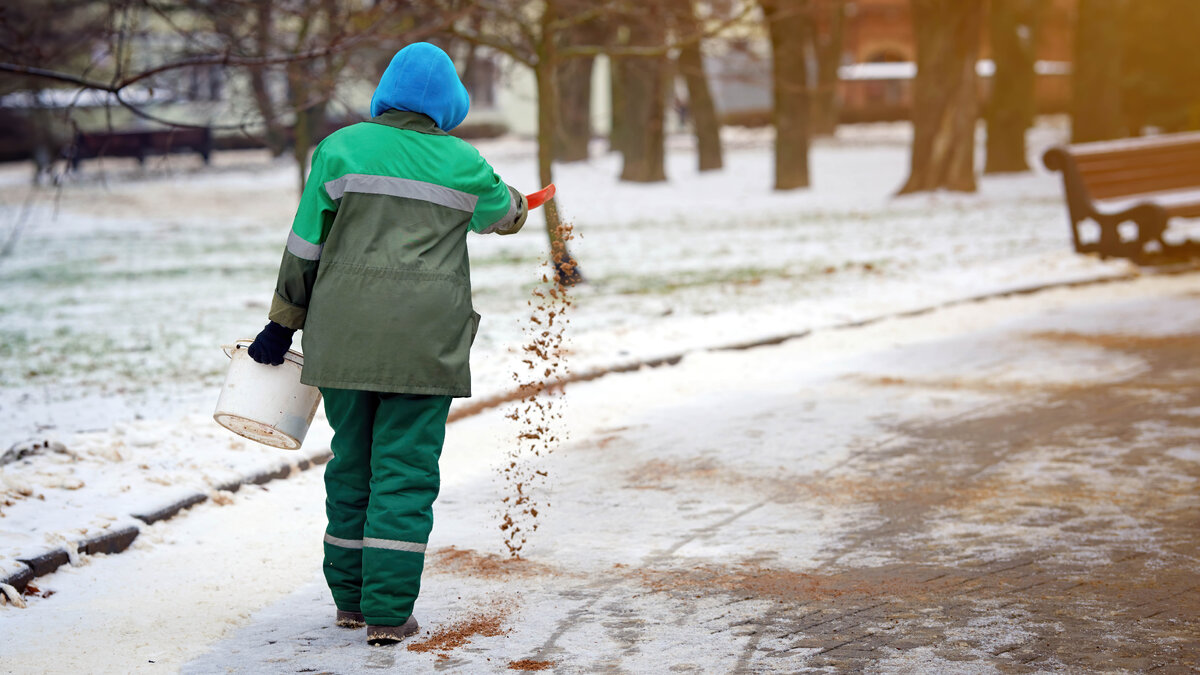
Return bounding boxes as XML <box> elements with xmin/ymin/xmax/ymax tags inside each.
<box><xmin>304</xmin><ymin>264</ymin><xmax>476</xmax><ymax>392</ymax></box>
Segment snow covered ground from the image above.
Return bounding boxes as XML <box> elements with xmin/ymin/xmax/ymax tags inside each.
<box><xmin>0</xmin><ymin>116</ymin><xmax>1133</xmax><ymax>448</ymax></box>
<box><xmin>2</xmin><ymin>118</ymin><xmax>1198</xmax><ymax>672</ymax></box>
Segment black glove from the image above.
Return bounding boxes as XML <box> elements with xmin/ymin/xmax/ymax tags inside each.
<box><xmin>247</xmin><ymin>321</ymin><xmax>296</xmax><ymax>366</ymax></box>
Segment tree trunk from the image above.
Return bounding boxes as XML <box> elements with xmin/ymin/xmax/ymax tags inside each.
<box><xmin>899</xmin><ymin>0</ymin><xmax>984</xmax><ymax>195</ymax></box>
<box><xmin>1071</xmin><ymin>0</ymin><xmax>1127</xmax><ymax>143</ymax></box>
<box><xmin>288</xmin><ymin>60</ymin><xmax>311</xmax><ymax>194</ymax></box>
<box><xmin>673</xmin><ymin>0</ymin><xmax>723</xmax><ymax>171</ymax></box>
<box><xmin>555</xmin><ymin>54</ymin><xmax>594</xmax><ymax>162</ymax></box>
<box><xmin>985</xmin><ymin>0</ymin><xmax>1041</xmax><ymax>173</ymax></box>
<box><xmin>616</xmin><ymin>14</ymin><xmax>669</xmax><ymax>183</ymax></box>
<box><xmin>555</xmin><ymin>7</ymin><xmax>603</xmax><ymax>163</ymax></box>
<box><xmin>608</xmin><ymin>54</ymin><xmax>630</xmax><ymax>155</ymax></box>
<box><xmin>536</xmin><ymin>4</ymin><xmax>583</xmax><ymax>285</ymax></box>
<box><xmin>292</xmin><ymin>109</ymin><xmax>311</xmax><ymax>193</ymax></box>
<box><xmin>1119</xmin><ymin>0</ymin><xmax>1200</xmax><ymax>134</ymax></box>
<box><xmin>762</xmin><ymin>0</ymin><xmax>811</xmax><ymax>190</ymax></box>
<box><xmin>248</xmin><ymin>0</ymin><xmax>287</xmax><ymax>156</ymax></box>
<box><xmin>810</xmin><ymin>0</ymin><xmax>845</xmax><ymax>137</ymax></box>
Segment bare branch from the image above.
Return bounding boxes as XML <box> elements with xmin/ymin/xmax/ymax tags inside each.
<box><xmin>117</xmin><ymin>37</ymin><xmax>356</xmax><ymax>89</ymax></box>
<box><xmin>0</xmin><ymin>40</ymin><xmax>373</xmax><ymax>93</ymax></box>
<box><xmin>444</xmin><ymin>25</ymin><xmax>535</xmax><ymax>66</ymax></box>
<box><xmin>0</xmin><ymin>63</ymin><xmax>113</xmax><ymax>91</ymax></box>
<box><xmin>559</xmin><ymin>0</ymin><xmax>759</xmax><ymax>59</ymax></box>
<box><xmin>0</xmin><ymin>6</ymin><xmax>465</xmax><ymax>131</ymax></box>
<box><xmin>547</xmin><ymin>3</ymin><xmax>612</xmax><ymax>33</ymax></box>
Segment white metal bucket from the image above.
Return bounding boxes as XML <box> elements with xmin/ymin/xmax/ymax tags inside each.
<box><xmin>213</xmin><ymin>340</ymin><xmax>322</xmax><ymax>450</ymax></box>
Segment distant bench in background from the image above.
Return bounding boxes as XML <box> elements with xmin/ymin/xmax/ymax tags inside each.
<box><xmin>1042</xmin><ymin>132</ymin><xmax>1200</xmax><ymax>261</ymax></box>
<box><xmin>66</xmin><ymin>127</ymin><xmax>213</xmax><ymax>169</ymax></box>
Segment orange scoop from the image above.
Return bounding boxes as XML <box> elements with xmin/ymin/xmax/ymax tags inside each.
<box><xmin>525</xmin><ymin>183</ymin><xmax>556</xmax><ymax>210</ymax></box>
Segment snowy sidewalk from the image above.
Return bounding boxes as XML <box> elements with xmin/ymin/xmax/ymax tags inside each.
<box><xmin>6</xmin><ymin>272</ymin><xmax>1199</xmax><ymax>673</ymax></box>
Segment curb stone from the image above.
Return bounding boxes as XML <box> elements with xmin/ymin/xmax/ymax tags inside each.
<box><xmin>0</xmin><ymin>448</ymin><xmax>333</xmax><ymax>598</ymax></box>
<box><xmin>132</xmin><ymin>493</ymin><xmax>209</xmax><ymax>526</ymax></box>
<box><xmin>2</xmin><ymin>565</ymin><xmax>33</xmax><ymax>595</ymax></box>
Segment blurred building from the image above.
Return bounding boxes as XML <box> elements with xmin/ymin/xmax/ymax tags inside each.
<box><xmin>844</xmin><ymin>0</ymin><xmax>1075</xmax><ymax>63</ymax></box>
<box><xmin>712</xmin><ymin>0</ymin><xmax>1078</xmax><ymax>125</ymax></box>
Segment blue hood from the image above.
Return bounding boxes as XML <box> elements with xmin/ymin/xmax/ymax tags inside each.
<box><xmin>370</xmin><ymin>43</ymin><xmax>470</xmax><ymax>131</ymax></box>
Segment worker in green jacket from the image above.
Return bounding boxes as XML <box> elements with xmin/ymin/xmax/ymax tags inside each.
<box><xmin>247</xmin><ymin>42</ymin><xmax>528</xmax><ymax>646</ymax></box>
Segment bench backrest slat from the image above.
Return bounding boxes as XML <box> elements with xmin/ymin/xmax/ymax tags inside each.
<box><xmin>1067</xmin><ymin>130</ymin><xmax>1200</xmax><ymax>155</ymax></box>
<box><xmin>1071</xmin><ymin>138</ymin><xmax>1200</xmax><ymax>200</ymax></box>
<box><xmin>1074</xmin><ymin>142</ymin><xmax>1200</xmax><ymax>170</ymax></box>
<box><xmin>1084</xmin><ymin>165</ymin><xmax>1200</xmax><ymax>200</ymax></box>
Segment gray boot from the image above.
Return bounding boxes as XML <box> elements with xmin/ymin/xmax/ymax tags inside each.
<box><xmin>336</xmin><ymin>610</ymin><xmax>365</xmax><ymax>628</ymax></box>
<box><xmin>367</xmin><ymin>615</ymin><xmax>420</xmax><ymax>646</ymax></box>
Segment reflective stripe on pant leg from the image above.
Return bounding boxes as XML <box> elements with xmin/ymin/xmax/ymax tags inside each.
<box><xmin>319</xmin><ymin>387</ymin><xmax>378</xmax><ymax>613</ymax></box>
<box><xmin>361</xmin><ymin>393</ymin><xmax>452</xmax><ymax>625</ymax></box>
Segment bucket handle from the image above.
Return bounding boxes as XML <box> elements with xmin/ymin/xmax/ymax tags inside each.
<box><xmin>222</xmin><ymin>339</ymin><xmax>305</xmax><ymax>366</ymax></box>
<box><xmin>222</xmin><ymin>340</ymin><xmax>254</xmax><ymax>360</ymax></box>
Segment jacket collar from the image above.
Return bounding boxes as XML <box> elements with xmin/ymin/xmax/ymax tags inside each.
<box><xmin>368</xmin><ymin>110</ymin><xmax>448</xmax><ymax>135</ymax></box>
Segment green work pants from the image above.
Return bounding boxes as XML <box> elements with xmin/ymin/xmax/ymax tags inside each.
<box><xmin>319</xmin><ymin>387</ymin><xmax>452</xmax><ymax>626</ymax></box>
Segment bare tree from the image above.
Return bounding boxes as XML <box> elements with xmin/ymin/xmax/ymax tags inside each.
<box><xmin>554</xmin><ymin>54</ymin><xmax>594</xmax><ymax>162</ymax></box>
<box><xmin>196</xmin><ymin>0</ymin><xmax>352</xmax><ymax>190</ymax></box>
<box><xmin>0</xmin><ymin>0</ymin><xmax>107</xmax><ymax>93</ymax></box>
<box><xmin>761</xmin><ymin>0</ymin><xmax>811</xmax><ymax>190</ymax></box>
<box><xmin>184</xmin><ymin>0</ymin><xmax>450</xmax><ymax>192</ymax></box>
<box><xmin>553</xmin><ymin>0</ymin><xmax>604</xmax><ymax>162</ymax></box>
<box><xmin>446</xmin><ymin>0</ymin><xmax>588</xmax><ymax>284</ymax></box>
<box><xmin>0</xmin><ymin>1</ymin><xmax>120</xmax><ymax>174</ymax></box>
<box><xmin>1120</xmin><ymin>0</ymin><xmax>1200</xmax><ymax>135</ymax></box>
<box><xmin>448</xmin><ymin>0</ymin><xmax>751</xmax><ymax>281</ymax></box>
<box><xmin>282</xmin><ymin>0</ymin><xmax>343</xmax><ymax>191</ymax></box>
<box><xmin>1</xmin><ymin>0</ymin><xmax>456</xmax><ymax>191</ymax></box>
<box><xmin>809</xmin><ymin>0</ymin><xmax>845</xmax><ymax>137</ymax></box>
<box><xmin>197</xmin><ymin>0</ymin><xmax>289</xmax><ymax>156</ymax></box>
<box><xmin>672</xmin><ymin>0</ymin><xmax>724</xmax><ymax>171</ymax></box>
<box><xmin>608</xmin><ymin>43</ymin><xmax>630</xmax><ymax>157</ymax></box>
<box><xmin>615</xmin><ymin>4</ymin><xmax>670</xmax><ymax>183</ymax></box>
<box><xmin>899</xmin><ymin>0</ymin><xmax>984</xmax><ymax>195</ymax></box>
<box><xmin>1071</xmin><ymin>0</ymin><xmax>1126</xmax><ymax>143</ymax></box>
<box><xmin>985</xmin><ymin>0</ymin><xmax>1041</xmax><ymax>173</ymax></box>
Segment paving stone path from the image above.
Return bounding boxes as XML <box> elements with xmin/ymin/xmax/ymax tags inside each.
<box><xmin>477</xmin><ymin>298</ymin><xmax>1200</xmax><ymax>672</ymax></box>
<box><xmin>177</xmin><ymin>284</ymin><xmax>1200</xmax><ymax>673</ymax></box>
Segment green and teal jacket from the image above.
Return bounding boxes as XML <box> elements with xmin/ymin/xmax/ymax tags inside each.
<box><xmin>268</xmin><ymin>110</ymin><xmax>528</xmax><ymax>397</ymax></box>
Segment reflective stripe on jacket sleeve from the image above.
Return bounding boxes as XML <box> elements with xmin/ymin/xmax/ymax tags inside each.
<box><xmin>269</xmin><ymin>145</ymin><xmax>339</xmax><ymax>329</ymax></box>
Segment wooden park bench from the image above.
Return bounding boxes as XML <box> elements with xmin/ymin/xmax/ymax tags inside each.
<box><xmin>66</xmin><ymin>126</ymin><xmax>213</xmax><ymax>169</ymax></box>
<box><xmin>1042</xmin><ymin>132</ymin><xmax>1200</xmax><ymax>260</ymax></box>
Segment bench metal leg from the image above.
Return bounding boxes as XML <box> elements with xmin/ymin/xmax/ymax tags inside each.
<box><xmin>1085</xmin><ymin>204</ymin><xmax>1170</xmax><ymax>260</ymax></box>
